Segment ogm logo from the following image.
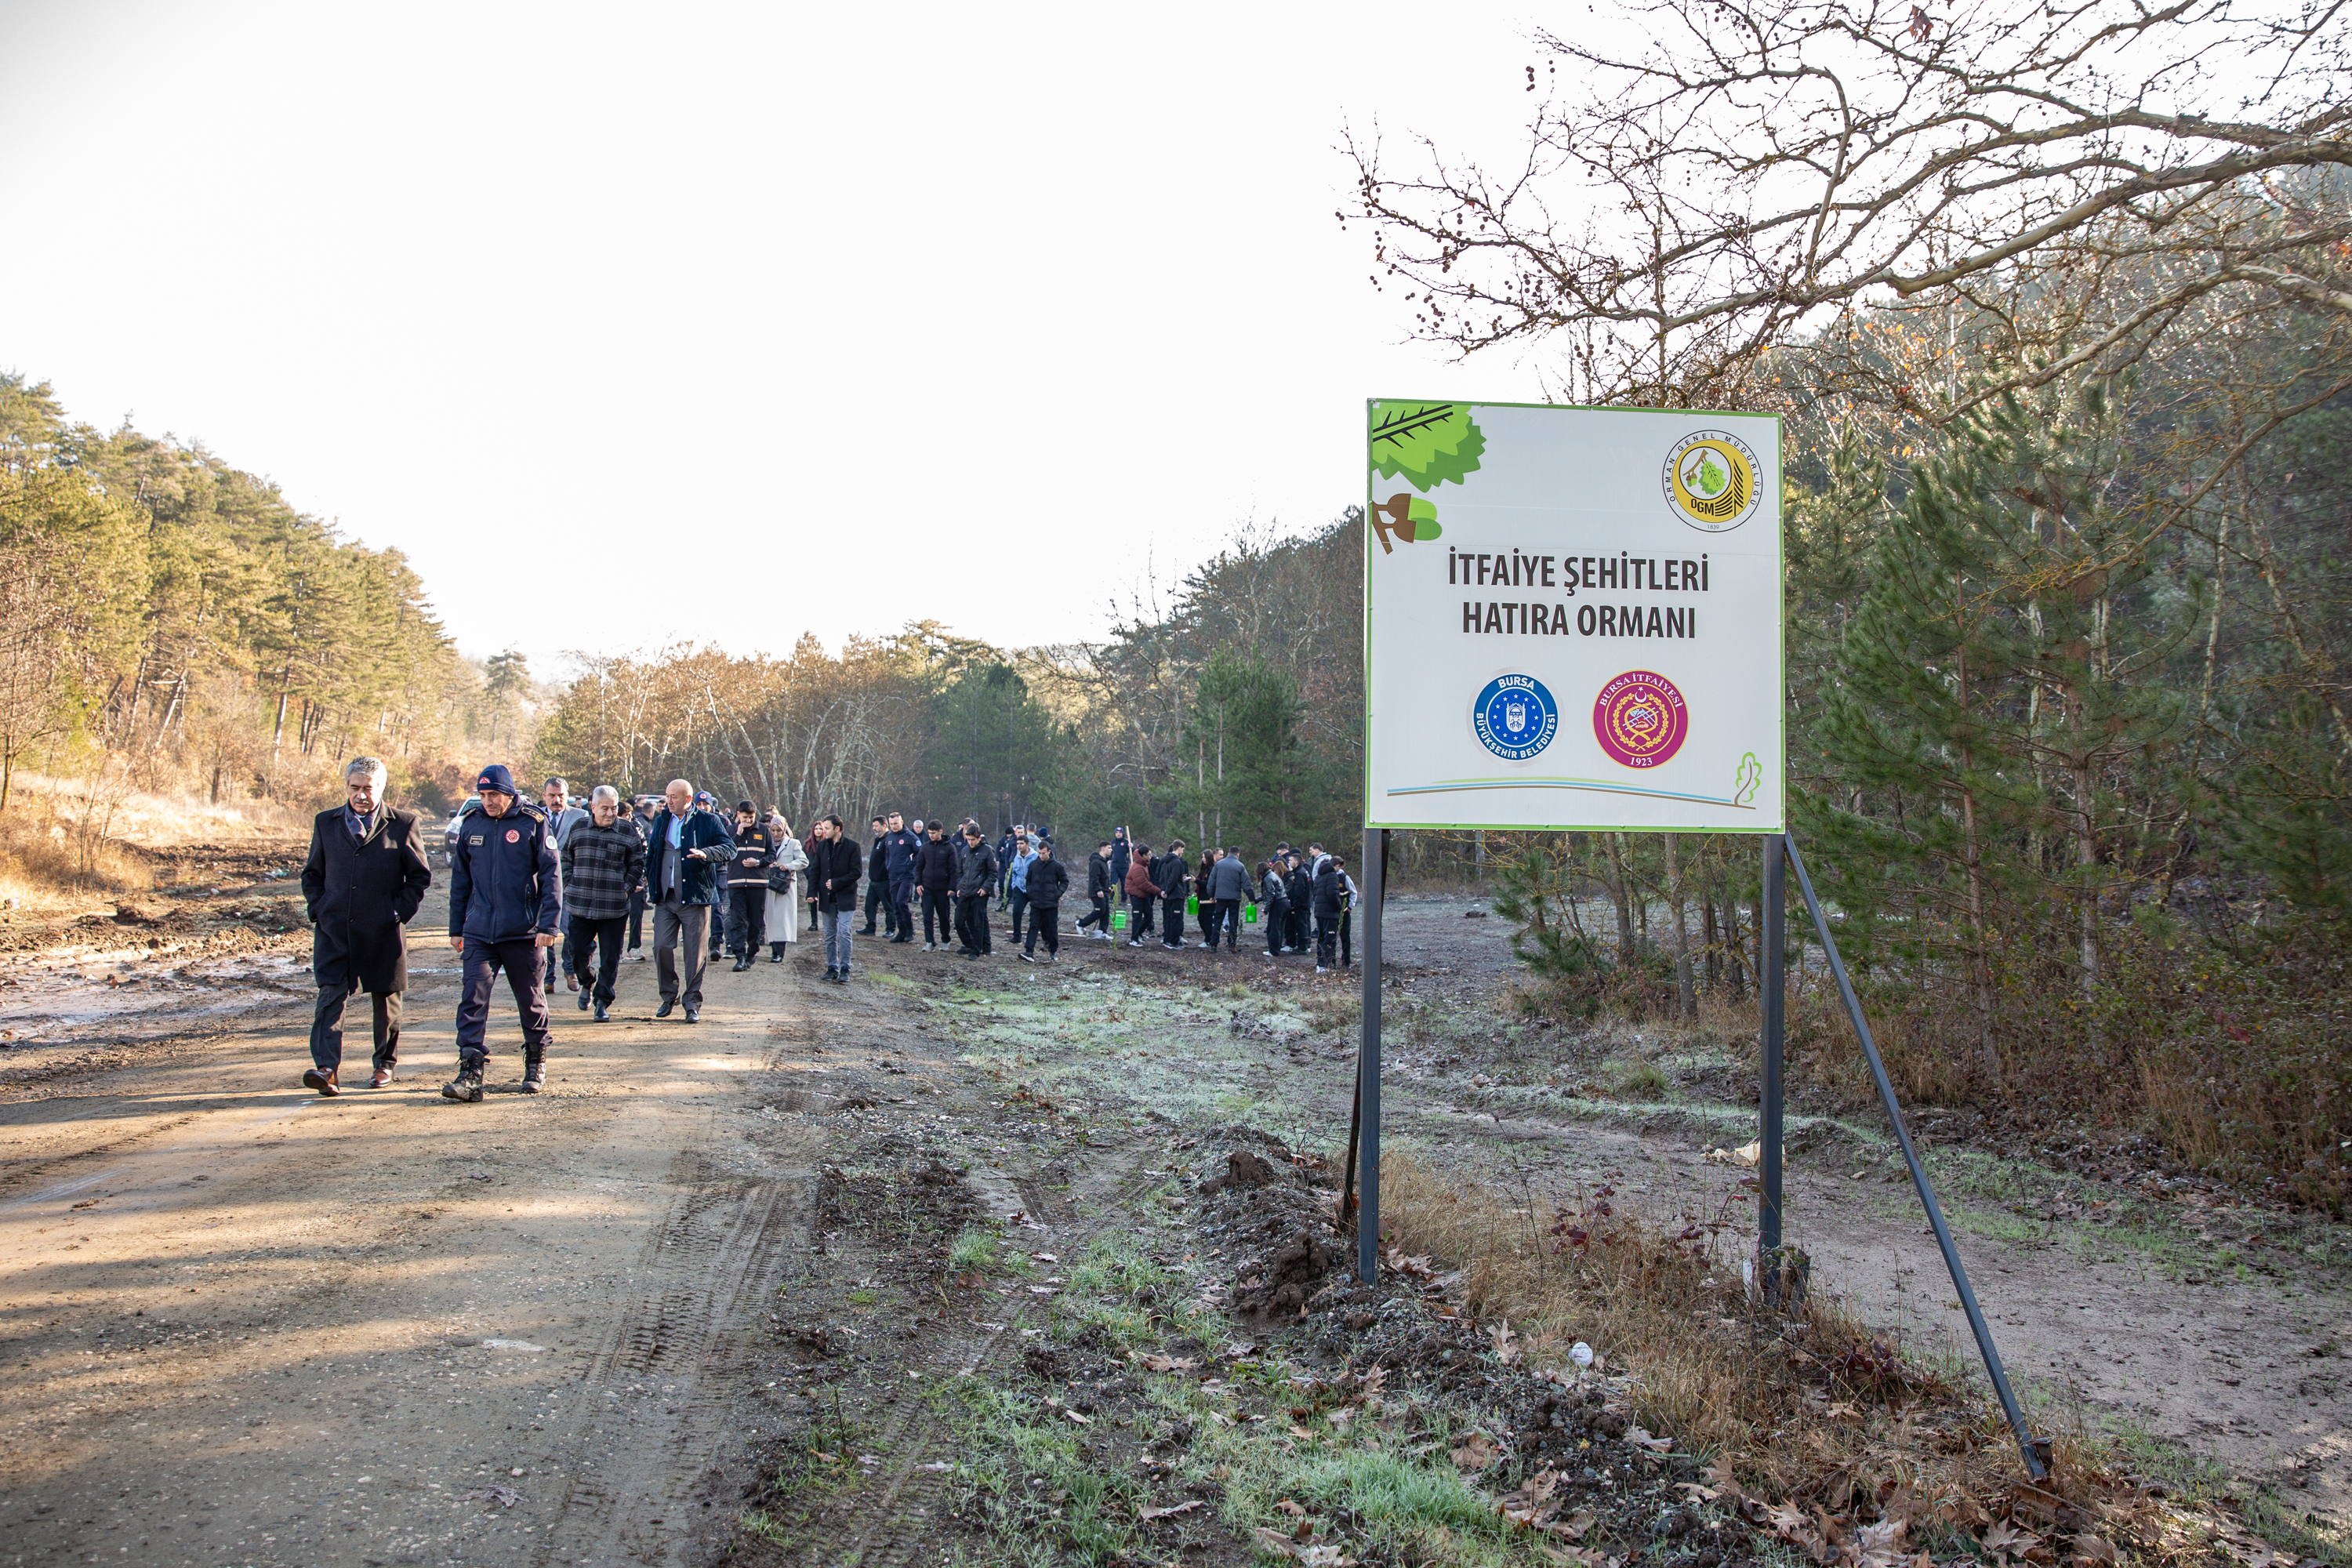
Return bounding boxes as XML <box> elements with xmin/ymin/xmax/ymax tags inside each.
<box><xmin>1593</xmin><ymin>670</ymin><xmax>1689</xmax><ymax>768</ymax></box>
<box><xmin>1472</xmin><ymin>673</ymin><xmax>1559</xmax><ymax>761</ymax></box>
<box><xmin>1663</xmin><ymin>429</ymin><xmax>1760</xmax><ymax>532</ymax></box>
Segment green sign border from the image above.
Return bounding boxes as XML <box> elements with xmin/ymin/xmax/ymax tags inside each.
<box><xmin>1361</xmin><ymin>397</ymin><xmax>1786</xmax><ymax>834</ymax></box>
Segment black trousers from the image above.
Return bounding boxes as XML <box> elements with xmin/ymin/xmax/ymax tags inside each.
<box><xmin>1127</xmin><ymin>893</ymin><xmax>1155</xmax><ymax>942</ymax></box>
<box><xmin>1316</xmin><ymin>913</ymin><xmax>1339</xmax><ymax>967</ymax></box>
<box><xmin>1197</xmin><ymin>898</ymin><xmax>1220</xmax><ymax>946</ymax></box>
<box><xmin>1211</xmin><ymin>898</ymin><xmax>1240</xmax><ymax>949</ymax></box>
<box><xmin>864</xmin><ymin>877</ymin><xmax>889</xmax><ymax>933</ymax></box>
<box><xmin>626</xmin><ymin>888</ymin><xmax>645</xmax><ymax>948</ymax></box>
<box><xmin>1007</xmin><ymin>887</ymin><xmax>1031</xmax><ymax>945</ymax></box>
<box><xmin>568</xmin><ymin>914</ymin><xmax>627</xmax><ymax>1004</ymax></box>
<box><xmin>1341</xmin><ymin>909</ymin><xmax>1353</xmax><ymax>967</ymax></box>
<box><xmin>921</xmin><ymin>887</ymin><xmax>953</xmax><ymax>944</ymax></box>
<box><xmin>1078</xmin><ymin>891</ymin><xmax>1110</xmax><ymax>931</ymax></box>
<box><xmin>1264</xmin><ymin>897</ymin><xmax>1289</xmax><ymax>955</ymax></box>
<box><xmin>1289</xmin><ymin>903</ymin><xmax>1309</xmax><ymax>950</ymax></box>
<box><xmin>1025</xmin><ymin>902</ymin><xmax>1060</xmax><ymax>955</ymax></box>
<box><xmin>456</xmin><ymin>937</ymin><xmax>552</xmax><ymax>1062</ymax></box>
<box><xmin>724</xmin><ymin>886</ymin><xmax>766</xmax><ymax>954</ymax></box>
<box><xmin>889</xmin><ymin>875</ymin><xmax>913</xmax><ymax>938</ymax></box>
<box><xmin>310</xmin><ymin>982</ymin><xmax>401</xmax><ymax>1073</ymax></box>
<box><xmin>1162</xmin><ymin>895</ymin><xmax>1185</xmax><ymax>945</ymax></box>
<box><xmin>956</xmin><ymin>891</ymin><xmax>992</xmax><ymax>953</ymax></box>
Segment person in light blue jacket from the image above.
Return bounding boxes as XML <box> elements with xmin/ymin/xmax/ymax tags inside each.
<box><xmin>1003</xmin><ymin>832</ymin><xmax>1038</xmax><ymax>948</ymax></box>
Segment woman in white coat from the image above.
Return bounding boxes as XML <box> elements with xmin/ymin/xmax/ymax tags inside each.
<box><xmin>764</xmin><ymin>813</ymin><xmax>808</xmax><ymax>962</ymax></box>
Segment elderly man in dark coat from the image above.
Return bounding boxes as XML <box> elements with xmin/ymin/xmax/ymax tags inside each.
<box><xmin>299</xmin><ymin>756</ymin><xmax>433</xmax><ymax>1094</ymax></box>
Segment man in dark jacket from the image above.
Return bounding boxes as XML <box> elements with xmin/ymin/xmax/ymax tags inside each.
<box><xmin>1286</xmin><ymin>854</ymin><xmax>1312</xmax><ymax>953</ymax></box>
<box><xmin>445</xmin><ymin>764</ymin><xmax>563</xmax><ymax>1101</ymax></box>
<box><xmin>1154</xmin><ymin>840</ymin><xmax>1190</xmax><ymax>949</ymax></box>
<box><xmin>879</xmin><ymin>812</ymin><xmax>919</xmax><ymax>944</ymax></box>
<box><xmin>561</xmin><ymin>786</ymin><xmax>645</xmax><ymax>1021</ymax></box>
<box><xmin>642</xmin><ymin>778</ymin><xmax>735</xmax><ymax>1022</ymax></box>
<box><xmin>299</xmin><ymin>756</ymin><xmax>432</xmax><ymax>1094</ymax></box>
<box><xmin>914</xmin><ymin>822</ymin><xmax>957</xmax><ymax>950</ymax></box>
<box><xmin>1312</xmin><ymin>853</ymin><xmax>1348</xmax><ymax>972</ymax></box>
<box><xmin>860</xmin><ymin>816</ymin><xmax>892</xmax><ymax>936</ymax></box>
<box><xmin>1021</xmin><ymin>840</ymin><xmax>1070</xmax><ymax>962</ymax></box>
<box><xmin>1205</xmin><ymin>845</ymin><xmax>1251</xmax><ymax>953</ymax></box>
<box><xmin>1077</xmin><ymin>840</ymin><xmax>1115</xmax><ymax>939</ymax></box>
<box><xmin>806</xmin><ymin>814</ymin><xmax>862</xmax><ymax>982</ymax></box>
<box><xmin>954</xmin><ymin>824</ymin><xmax>998</xmax><ymax>959</ymax></box>
<box><xmin>722</xmin><ymin>800</ymin><xmax>774</xmax><ymax>970</ymax></box>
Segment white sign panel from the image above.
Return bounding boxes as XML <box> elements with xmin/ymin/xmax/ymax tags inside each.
<box><xmin>1363</xmin><ymin>400</ymin><xmax>1784</xmax><ymax>832</ymax></box>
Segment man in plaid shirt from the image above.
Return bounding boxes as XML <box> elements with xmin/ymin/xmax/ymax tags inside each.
<box><xmin>559</xmin><ymin>786</ymin><xmax>646</xmax><ymax>1022</ymax></box>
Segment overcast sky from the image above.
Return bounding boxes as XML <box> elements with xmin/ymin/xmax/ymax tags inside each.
<box><xmin>0</xmin><ymin>2</ymin><xmax>1602</xmax><ymax>675</ymax></box>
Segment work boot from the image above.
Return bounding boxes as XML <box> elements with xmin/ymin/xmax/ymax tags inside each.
<box><xmin>441</xmin><ymin>1057</ymin><xmax>485</xmax><ymax>1103</ymax></box>
<box><xmin>521</xmin><ymin>1060</ymin><xmax>547</xmax><ymax>1094</ymax></box>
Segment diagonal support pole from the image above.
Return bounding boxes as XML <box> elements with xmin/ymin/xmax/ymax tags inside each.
<box><xmin>1783</xmin><ymin>834</ymin><xmax>2047</xmax><ymax>1479</ymax></box>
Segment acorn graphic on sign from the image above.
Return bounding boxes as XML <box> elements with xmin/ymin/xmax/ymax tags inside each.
<box><xmin>1368</xmin><ymin>401</ymin><xmax>1483</xmax><ymax>553</ymax></box>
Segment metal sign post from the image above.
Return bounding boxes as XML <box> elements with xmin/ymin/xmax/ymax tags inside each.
<box><xmin>1771</xmin><ymin>834</ymin><xmax>2046</xmax><ymax>1479</ymax></box>
<box><xmin>1353</xmin><ymin>828</ymin><xmax>1388</xmax><ymax>1283</ymax></box>
<box><xmin>1759</xmin><ymin>833</ymin><xmax>1787</xmax><ymax>1269</ymax></box>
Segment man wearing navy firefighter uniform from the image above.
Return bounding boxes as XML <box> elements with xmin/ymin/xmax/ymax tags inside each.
<box><xmin>444</xmin><ymin>764</ymin><xmax>563</xmax><ymax>1102</ymax></box>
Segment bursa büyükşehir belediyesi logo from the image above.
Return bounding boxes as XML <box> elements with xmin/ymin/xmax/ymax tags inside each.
<box><xmin>1472</xmin><ymin>674</ymin><xmax>1559</xmax><ymax>760</ymax></box>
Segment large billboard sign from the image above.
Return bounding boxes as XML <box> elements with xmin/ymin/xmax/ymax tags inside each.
<box><xmin>1363</xmin><ymin>400</ymin><xmax>1784</xmax><ymax>832</ymax></box>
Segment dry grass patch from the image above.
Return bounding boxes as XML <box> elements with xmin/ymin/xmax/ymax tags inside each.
<box><xmin>1377</xmin><ymin>1149</ymin><xmax>2307</xmax><ymax>1566</ymax></box>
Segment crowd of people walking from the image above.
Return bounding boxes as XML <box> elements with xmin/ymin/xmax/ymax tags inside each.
<box><xmin>299</xmin><ymin>758</ymin><xmax>1360</xmax><ymax>1104</ymax></box>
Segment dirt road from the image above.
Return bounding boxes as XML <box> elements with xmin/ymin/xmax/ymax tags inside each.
<box><xmin>2</xmin><ymin>890</ymin><xmax>2345</xmax><ymax>1565</ymax></box>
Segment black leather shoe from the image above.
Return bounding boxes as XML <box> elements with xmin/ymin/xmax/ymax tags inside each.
<box><xmin>577</xmin><ymin>989</ymin><xmax>590</xmax><ymax>1011</ymax></box>
<box><xmin>592</xmin><ymin>1002</ymin><xmax>609</xmax><ymax>1022</ymax></box>
<box><xmin>655</xmin><ymin>998</ymin><xmax>675</xmax><ymax>1018</ymax></box>
<box><xmin>731</xmin><ymin>958</ymin><xmax>750</xmax><ymax>972</ymax></box>
<box><xmin>683</xmin><ymin>1007</ymin><xmax>699</xmax><ymax>1023</ymax></box>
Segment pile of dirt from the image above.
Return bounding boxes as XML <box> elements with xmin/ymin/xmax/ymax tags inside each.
<box><xmin>1287</xmin><ymin>1289</ymin><xmax>1760</xmax><ymax>1566</ymax></box>
<box><xmin>1186</xmin><ymin>1130</ymin><xmax>1354</xmax><ymax>1316</ymax></box>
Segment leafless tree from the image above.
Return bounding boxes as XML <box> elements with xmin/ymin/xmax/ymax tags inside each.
<box><xmin>1348</xmin><ymin>0</ymin><xmax>2351</xmax><ymax>409</ymax></box>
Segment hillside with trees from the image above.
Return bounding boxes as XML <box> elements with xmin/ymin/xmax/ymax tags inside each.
<box><xmin>0</xmin><ymin>372</ymin><xmax>493</xmax><ymax>818</ymax></box>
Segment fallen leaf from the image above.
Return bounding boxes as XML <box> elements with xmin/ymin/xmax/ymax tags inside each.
<box><xmin>1061</xmin><ymin>1407</ymin><xmax>1092</xmax><ymax>1426</ymax></box>
<box><xmin>1451</xmin><ymin>1431</ymin><xmax>1500</xmax><ymax>1470</ymax></box>
<box><xmin>1548</xmin><ymin>1508</ymin><xmax>1597</xmax><ymax>1541</ymax></box>
<box><xmin>1141</xmin><ymin>1500</ymin><xmax>1203</xmax><ymax>1522</ymax></box>
<box><xmin>1127</xmin><ymin>1350</ymin><xmax>1200</xmax><ymax>1374</ymax></box>
<box><xmin>1624</xmin><ymin>1426</ymin><xmax>1674</xmax><ymax>1453</ymax></box>
<box><xmin>1490</xmin><ymin>1319</ymin><xmax>1523</xmax><ymax>1365</ymax></box>
<box><xmin>2071</xmin><ymin>1537</ymin><xmax>2118</xmax><ymax>1566</ymax></box>
<box><xmin>1276</xmin><ymin>1499</ymin><xmax>1308</xmax><ymax>1516</ymax></box>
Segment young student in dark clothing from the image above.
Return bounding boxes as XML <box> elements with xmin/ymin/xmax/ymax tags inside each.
<box><xmin>1192</xmin><ymin>854</ymin><xmax>1217</xmax><ymax>948</ymax></box>
<box><xmin>1312</xmin><ymin>853</ymin><xmax>1348</xmax><ymax>971</ymax></box>
<box><xmin>1155</xmin><ymin>840</ymin><xmax>1190</xmax><ymax>948</ymax></box>
<box><xmin>955</xmin><ymin>824</ymin><xmax>999</xmax><ymax>958</ymax></box>
<box><xmin>862</xmin><ymin>816</ymin><xmax>892</xmax><ymax>936</ymax></box>
<box><xmin>1285</xmin><ymin>854</ymin><xmax>1312</xmax><ymax>953</ymax></box>
<box><xmin>1020</xmin><ymin>839</ymin><xmax>1069</xmax><ymax>962</ymax></box>
<box><xmin>1077</xmin><ymin>840</ymin><xmax>1115</xmax><ymax>938</ymax></box>
<box><xmin>1259</xmin><ymin>859</ymin><xmax>1289</xmax><ymax>958</ymax></box>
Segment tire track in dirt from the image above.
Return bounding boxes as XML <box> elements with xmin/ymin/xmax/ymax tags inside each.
<box><xmin>816</xmin><ymin>1131</ymin><xmax>1163</xmax><ymax>1568</ymax></box>
<box><xmin>525</xmin><ymin>980</ymin><xmax>826</xmax><ymax>1568</ymax></box>
<box><xmin>737</xmin><ymin>962</ymin><xmax>1170</xmax><ymax>1566</ymax></box>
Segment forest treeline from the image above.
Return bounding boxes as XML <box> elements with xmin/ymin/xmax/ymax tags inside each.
<box><xmin>0</xmin><ymin>372</ymin><xmax>507</xmax><ymax>822</ymax></box>
<box><xmin>532</xmin><ymin>516</ymin><xmax>1368</xmax><ymax>858</ymax></box>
